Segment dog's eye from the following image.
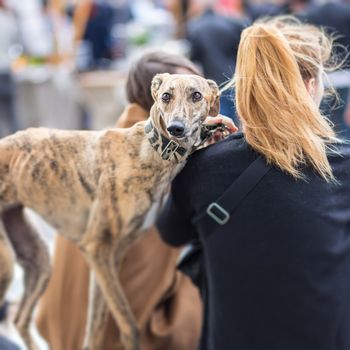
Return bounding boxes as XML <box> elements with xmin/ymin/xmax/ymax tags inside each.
<box><xmin>192</xmin><ymin>91</ymin><xmax>202</xmax><ymax>102</ymax></box>
<box><xmin>161</xmin><ymin>93</ymin><xmax>171</xmax><ymax>103</ymax></box>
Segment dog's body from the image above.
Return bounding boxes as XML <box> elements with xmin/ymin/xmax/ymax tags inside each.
<box><xmin>1</xmin><ymin>125</ymin><xmax>178</xmax><ymax>240</ymax></box>
<box><xmin>0</xmin><ymin>74</ymin><xmax>220</xmax><ymax>350</ymax></box>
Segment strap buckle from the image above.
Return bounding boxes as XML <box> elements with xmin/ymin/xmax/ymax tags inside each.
<box><xmin>206</xmin><ymin>202</ymin><xmax>230</xmax><ymax>225</ymax></box>
<box><xmin>161</xmin><ymin>140</ymin><xmax>179</xmax><ymax>160</ymax></box>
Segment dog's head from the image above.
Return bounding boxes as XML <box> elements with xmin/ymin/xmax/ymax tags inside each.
<box><xmin>150</xmin><ymin>73</ymin><xmax>220</xmax><ymax>148</ymax></box>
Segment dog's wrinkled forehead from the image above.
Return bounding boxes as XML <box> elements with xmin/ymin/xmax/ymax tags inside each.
<box><xmin>151</xmin><ymin>73</ymin><xmax>220</xmax><ymax>116</ymax></box>
<box><xmin>152</xmin><ymin>73</ymin><xmax>214</xmax><ymax>98</ymax></box>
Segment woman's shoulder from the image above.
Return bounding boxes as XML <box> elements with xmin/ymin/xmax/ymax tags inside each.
<box><xmin>174</xmin><ymin>132</ymin><xmax>255</xmax><ymax>190</ymax></box>
<box><xmin>329</xmin><ymin>141</ymin><xmax>350</xmax><ymax>176</ymax></box>
<box><xmin>193</xmin><ymin>131</ymin><xmax>246</xmax><ymax>160</ymax></box>
<box><xmin>184</xmin><ymin>132</ymin><xmax>252</xmax><ymax>174</ymax></box>
<box><xmin>170</xmin><ymin>132</ymin><xmax>258</xmax><ymax>220</ymax></box>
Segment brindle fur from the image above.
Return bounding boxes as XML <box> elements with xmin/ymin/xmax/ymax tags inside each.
<box><xmin>0</xmin><ymin>74</ymin><xmax>220</xmax><ymax>350</ymax></box>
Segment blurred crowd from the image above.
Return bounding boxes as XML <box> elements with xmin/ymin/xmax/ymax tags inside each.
<box><xmin>0</xmin><ymin>0</ymin><xmax>350</xmax><ymax>349</ymax></box>
<box><xmin>0</xmin><ymin>0</ymin><xmax>349</xmax><ymax>137</ymax></box>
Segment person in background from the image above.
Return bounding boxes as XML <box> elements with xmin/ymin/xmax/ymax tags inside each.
<box><xmin>158</xmin><ymin>16</ymin><xmax>350</xmax><ymax>350</ymax></box>
<box><xmin>0</xmin><ymin>0</ymin><xmax>18</xmax><ymax>137</ymax></box>
<box><xmin>36</xmin><ymin>51</ymin><xmax>203</xmax><ymax>350</ymax></box>
<box><xmin>242</xmin><ymin>0</ymin><xmax>307</xmax><ymax>21</ymax></box>
<box><xmin>166</xmin><ymin>0</ymin><xmax>190</xmax><ymax>38</ymax></box>
<box><xmin>82</xmin><ymin>1</ymin><xmax>115</xmax><ymax>69</ymax></box>
<box><xmin>186</xmin><ymin>0</ymin><xmax>248</xmax><ymax>123</ymax></box>
<box><xmin>298</xmin><ymin>1</ymin><xmax>350</xmax><ymax>139</ymax></box>
<box><xmin>74</xmin><ymin>0</ymin><xmax>132</xmax><ymax>71</ymax></box>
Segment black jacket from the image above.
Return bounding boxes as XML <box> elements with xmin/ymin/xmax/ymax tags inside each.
<box><xmin>158</xmin><ymin>133</ymin><xmax>350</xmax><ymax>350</ymax></box>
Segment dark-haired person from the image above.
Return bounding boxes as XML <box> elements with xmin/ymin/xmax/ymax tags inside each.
<box><xmin>36</xmin><ymin>51</ymin><xmax>203</xmax><ymax>350</ymax></box>
<box><xmin>186</xmin><ymin>0</ymin><xmax>248</xmax><ymax>123</ymax></box>
<box><xmin>158</xmin><ymin>17</ymin><xmax>350</xmax><ymax>350</ymax></box>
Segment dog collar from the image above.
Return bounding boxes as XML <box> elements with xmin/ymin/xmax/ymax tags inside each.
<box><xmin>144</xmin><ymin>120</ymin><xmax>188</xmax><ymax>162</ymax></box>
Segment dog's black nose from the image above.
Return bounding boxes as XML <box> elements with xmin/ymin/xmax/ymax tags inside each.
<box><xmin>167</xmin><ymin>121</ymin><xmax>185</xmax><ymax>138</ymax></box>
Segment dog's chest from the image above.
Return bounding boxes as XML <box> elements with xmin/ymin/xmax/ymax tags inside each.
<box><xmin>140</xmin><ymin>200</ymin><xmax>162</xmax><ymax>231</ymax></box>
<box><xmin>137</xmin><ymin>162</ymin><xmax>183</xmax><ymax>232</ymax></box>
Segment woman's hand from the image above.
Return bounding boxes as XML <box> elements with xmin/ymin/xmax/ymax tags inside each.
<box><xmin>204</xmin><ymin>115</ymin><xmax>238</xmax><ymax>133</ymax></box>
<box><xmin>202</xmin><ymin>115</ymin><xmax>239</xmax><ymax>144</ymax></box>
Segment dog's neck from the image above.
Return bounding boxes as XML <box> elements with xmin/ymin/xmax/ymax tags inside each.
<box><xmin>144</xmin><ymin>108</ymin><xmax>191</xmax><ymax>163</ymax></box>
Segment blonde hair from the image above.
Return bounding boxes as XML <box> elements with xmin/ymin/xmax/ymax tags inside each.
<box><xmin>227</xmin><ymin>16</ymin><xmax>345</xmax><ymax>181</ymax></box>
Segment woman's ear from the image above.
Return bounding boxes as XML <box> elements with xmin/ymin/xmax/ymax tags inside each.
<box><xmin>151</xmin><ymin>73</ymin><xmax>170</xmax><ymax>101</ymax></box>
<box><xmin>305</xmin><ymin>77</ymin><xmax>316</xmax><ymax>99</ymax></box>
<box><xmin>206</xmin><ymin>79</ymin><xmax>221</xmax><ymax>116</ymax></box>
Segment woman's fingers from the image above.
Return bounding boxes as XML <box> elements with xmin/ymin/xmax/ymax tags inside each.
<box><xmin>204</xmin><ymin>115</ymin><xmax>238</xmax><ymax>133</ymax></box>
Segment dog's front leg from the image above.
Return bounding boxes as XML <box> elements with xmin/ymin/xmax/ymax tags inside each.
<box><xmin>82</xmin><ymin>271</ymin><xmax>109</xmax><ymax>350</ymax></box>
<box><xmin>81</xmin><ymin>239</ymin><xmax>139</xmax><ymax>350</ymax></box>
<box><xmin>79</xmin><ymin>198</ymin><xmax>139</xmax><ymax>350</ymax></box>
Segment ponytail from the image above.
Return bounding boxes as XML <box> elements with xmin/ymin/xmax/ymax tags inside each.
<box><xmin>231</xmin><ymin>17</ymin><xmax>342</xmax><ymax>181</ymax></box>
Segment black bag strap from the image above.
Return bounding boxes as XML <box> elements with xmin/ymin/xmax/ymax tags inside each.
<box><xmin>192</xmin><ymin>156</ymin><xmax>272</xmax><ymax>236</ymax></box>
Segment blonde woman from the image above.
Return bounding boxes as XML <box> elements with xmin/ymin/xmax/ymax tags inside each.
<box><xmin>158</xmin><ymin>17</ymin><xmax>350</xmax><ymax>350</ymax></box>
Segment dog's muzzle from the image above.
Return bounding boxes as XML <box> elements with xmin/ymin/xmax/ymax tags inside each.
<box><xmin>145</xmin><ymin>120</ymin><xmax>188</xmax><ymax>162</ymax></box>
<box><xmin>167</xmin><ymin>121</ymin><xmax>185</xmax><ymax>138</ymax></box>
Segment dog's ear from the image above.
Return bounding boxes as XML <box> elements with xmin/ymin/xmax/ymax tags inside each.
<box><xmin>151</xmin><ymin>73</ymin><xmax>170</xmax><ymax>101</ymax></box>
<box><xmin>207</xmin><ymin>79</ymin><xmax>220</xmax><ymax>116</ymax></box>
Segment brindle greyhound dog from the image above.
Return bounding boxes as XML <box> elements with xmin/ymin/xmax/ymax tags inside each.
<box><xmin>0</xmin><ymin>73</ymin><xmax>225</xmax><ymax>350</ymax></box>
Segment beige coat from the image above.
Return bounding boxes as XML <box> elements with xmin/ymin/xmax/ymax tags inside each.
<box><xmin>36</xmin><ymin>103</ymin><xmax>202</xmax><ymax>350</ymax></box>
